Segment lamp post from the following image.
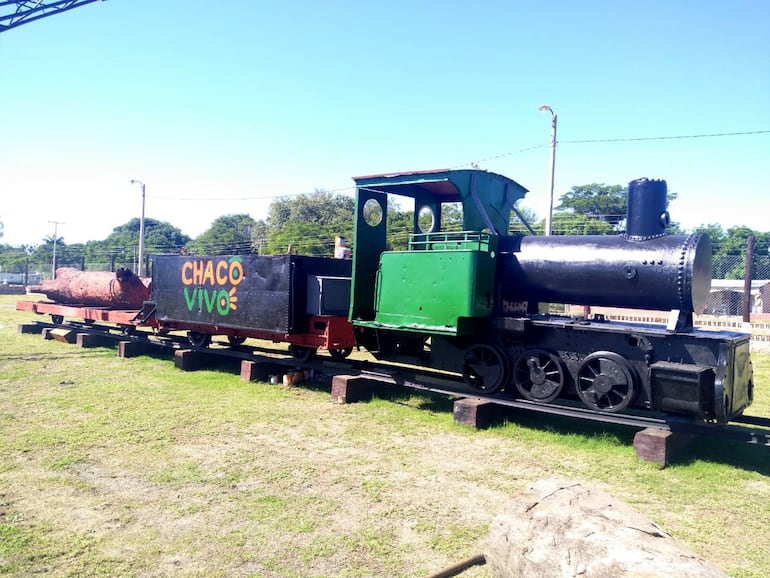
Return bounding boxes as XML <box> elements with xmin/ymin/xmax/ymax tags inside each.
<box><xmin>48</xmin><ymin>220</ymin><xmax>64</xmax><ymax>279</ymax></box>
<box><xmin>129</xmin><ymin>179</ymin><xmax>146</xmax><ymax>277</ymax></box>
<box><xmin>539</xmin><ymin>104</ymin><xmax>557</xmax><ymax>236</ymax></box>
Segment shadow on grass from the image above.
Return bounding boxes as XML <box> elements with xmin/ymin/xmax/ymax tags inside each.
<box><xmin>164</xmin><ymin>358</ymin><xmax>770</xmax><ymax>474</ymax></box>
<box><xmin>669</xmin><ymin>436</ymin><xmax>770</xmax><ymax>474</ymax></box>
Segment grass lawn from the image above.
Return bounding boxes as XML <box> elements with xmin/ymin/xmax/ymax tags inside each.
<box><xmin>1</xmin><ymin>294</ymin><xmax>769</xmax><ymax>577</ymax></box>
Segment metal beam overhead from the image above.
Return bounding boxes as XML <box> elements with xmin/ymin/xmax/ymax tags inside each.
<box><xmin>0</xmin><ymin>0</ymin><xmax>103</xmax><ymax>33</ymax></box>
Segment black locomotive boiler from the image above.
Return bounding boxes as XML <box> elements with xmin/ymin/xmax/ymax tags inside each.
<box><xmin>349</xmin><ymin>169</ymin><xmax>753</xmax><ymax>424</ymax></box>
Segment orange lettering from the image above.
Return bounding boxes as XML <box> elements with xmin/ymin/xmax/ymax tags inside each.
<box><xmin>216</xmin><ymin>261</ymin><xmax>228</xmax><ymax>285</ymax></box>
<box><xmin>202</xmin><ymin>260</ymin><xmax>214</xmax><ymax>285</ymax></box>
<box><xmin>181</xmin><ymin>261</ymin><xmax>193</xmax><ymax>285</ymax></box>
<box><xmin>192</xmin><ymin>260</ymin><xmax>204</xmax><ymax>285</ymax></box>
<box><xmin>229</xmin><ymin>260</ymin><xmax>244</xmax><ymax>286</ymax></box>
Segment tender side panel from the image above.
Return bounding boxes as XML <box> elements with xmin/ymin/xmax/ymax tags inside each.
<box><xmin>152</xmin><ymin>254</ymin><xmax>292</xmax><ymax>333</ymax></box>
<box><xmin>152</xmin><ymin>254</ymin><xmax>352</xmax><ymax>336</ymax></box>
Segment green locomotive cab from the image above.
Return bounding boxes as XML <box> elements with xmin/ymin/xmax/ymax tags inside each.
<box><xmin>349</xmin><ymin>169</ymin><xmax>528</xmax><ymax>360</ymax></box>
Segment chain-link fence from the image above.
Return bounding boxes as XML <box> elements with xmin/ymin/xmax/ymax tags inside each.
<box><xmin>705</xmin><ymin>255</ymin><xmax>770</xmax><ymax>316</ymax></box>
<box><xmin>8</xmin><ymin>243</ymin><xmax>770</xmax><ymax>317</ymax></box>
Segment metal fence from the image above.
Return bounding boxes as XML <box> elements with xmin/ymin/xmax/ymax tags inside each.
<box><xmin>22</xmin><ymin>254</ymin><xmax>769</xmax><ymax>280</ymax></box>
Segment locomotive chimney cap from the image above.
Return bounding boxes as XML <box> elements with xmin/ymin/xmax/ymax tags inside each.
<box><xmin>625</xmin><ymin>177</ymin><xmax>669</xmax><ymax>241</ymax></box>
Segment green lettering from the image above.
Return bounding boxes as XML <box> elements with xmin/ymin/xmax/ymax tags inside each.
<box><xmin>203</xmin><ymin>289</ymin><xmax>217</xmax><ymax>313</ymax></box>
<box><xmin>216</xmin><ymin>289</ymin><xmax>230</xmax><ymax>315</ymax></box>
<box><xmin>184</xmin><ymin>287</ymin><xmax>197</xmax><ymax>311</ymax></box>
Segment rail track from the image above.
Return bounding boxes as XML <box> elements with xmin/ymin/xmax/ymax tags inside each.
<box><xmin>19</xmin><ymin>319</ymin><xmax>770</xmax><ymax>451</ymax></box>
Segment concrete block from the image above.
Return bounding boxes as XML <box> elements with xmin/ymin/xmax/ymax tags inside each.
<box><xmin>331</xmin><ymin>375</ymin><xmax>374</xmax><ymax>403</ymax></box>
<box><xmin>633</xmin><ymin>428</ymin><xmax>696</xmax><ymax>468</ymax></box>
<box><xmin>18</xmin><ymin>323</ymin><xmax>44</xmax><ymax>335</ymax></box>
<box><xmin>118</xmin><ymin>340</ymin><xmax>155</xmax><ymax>358</ymax></box>
<box><xmin>174</xmin><ymin>349</ymin><xmax>204</xmax><ymax>371</ymax></box>
<box><xmin>49</xmin><ymin>328</ymin><xmax>76</xmax><ymax>344</ymax></box>
<box><xmin>240</xmin><ymin>360</ymin><xmax>279</xmax><ymax>382</ymax></box>
<box><xmin>453</xmin><ymin>397</ymin><xmax>503</xmax><ymax>429</ymax></box>
<box><xmin>76</xmin><ymin>333</ymin><xmax>115</xmax><ymax>348</ymax></box>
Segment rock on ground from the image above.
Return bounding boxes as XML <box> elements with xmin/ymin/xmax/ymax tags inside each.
<box><xmin>483</xmin><ymin>479</ymin><xmax>727</xmax><ymax>578</ymax></box>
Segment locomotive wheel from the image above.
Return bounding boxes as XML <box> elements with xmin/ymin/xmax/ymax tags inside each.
<box><xmin>329</xmin><ymin>347</ymin><xmax>353</xmax><ymax>360</ymax></box>
<box><xmin>188</xmin><ymin>331</ymin><xmax>211</xmax><ymax>349</ymax></box>
<box><xmin>462</xmin><ymin>344</ymin><xmax>507</xmax><ymax>393</ymax></box>
<box><xmin>576</xmin><ymin>351</ymin><xmax>636</xmax><ymax>412</ymax></box>
<box><xmin>227</xmin><ymin>335</ymin><xmax>247</xmax><ymax>347</ymax></box>
<box><xmin>514</xmin><ymin>349</ymin><xmax>565</xmax><ymax>403</ymax></box>
<box><xmin>289</xmin><ymin>344</ymin><xmax>316</xmax><ymax>362</ymax></box>
<box><xmin>51</xmin><ymin>314</ymin><xmax>64</xmax><ymax>325</ymax></box>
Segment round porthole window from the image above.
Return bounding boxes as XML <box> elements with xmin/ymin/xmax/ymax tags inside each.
<box><xmin>417</xmin><ymin>205</ymin><xmax>435</xmax><ymax>233</ymax></box>
<box><xmin>363</xmin><ymin>198</ymin><xmax>383</xmax><ymax>227</ymax></box>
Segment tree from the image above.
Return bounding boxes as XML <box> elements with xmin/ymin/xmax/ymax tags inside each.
<box><xmin>266</xmin><ymin>190</ymin><xmax>354</xmax><ymax>256</ymax></box>
<box><xmin>509</xmin><ymin>204</ymin><xmax>539</xmax><ymax>235</ymax></box>
<box><xmin>550</xmin><ymin>212</ymin><xmax>615</xmax><ymax>235</ymax></box>
<box><xmin>386</xmin><ymin>208</ymin><xmax>413</xmax><ymax>251</ymax></box>
<box><xmin>556</xmin><ymin>183</ymin><xmax>678</xmax><ymax>231</ymax></box>
<box><xmin>556</xmin><ymin>184</ymin><xmax>628</xmax><ymax>228</ymax></box>
<box><xmin>83</xmin><ymin>218</ymin><xmax>190</xmax><ymax>269</ymax></box>
<box><xmin>187</xmin><ymin>214</ymin><xmax>256</xmax><ymax>255</ymax></box>
<box><xmin>250</xmin><ymin>219</ymin><xmax>269</xmax><ymax>254</ymax></box>
<box><xmin>28</xmin><ymin>236</ymin><xmax>84</xmax><ymax>273</ymax></box>
<box><xmin>0</xmin><ymin>243</ymin><xmax>32</xmax><ymax>273</ymax></box>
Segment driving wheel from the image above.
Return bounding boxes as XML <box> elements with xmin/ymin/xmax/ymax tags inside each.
<box><xmin>513</xmin><ymin>349</ymin><xmax>565</xmax><ymax>403</ymax></box>
<box><xmin>462</xmin><ymin>344</ymin><xmax>507</xmax><ymax>393</ymax></box>
<box><xmin>576</xmin><ymin>351</ymin><xmax>636</xmax><ymax>412</ymax></box>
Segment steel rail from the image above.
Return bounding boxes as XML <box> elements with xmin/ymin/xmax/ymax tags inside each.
<box><xmin>24</xmin><ymin>319</ymin><xmax>770</xmax><ymax>448</ymax></box>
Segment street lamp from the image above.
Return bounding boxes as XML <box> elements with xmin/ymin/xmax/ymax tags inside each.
<box><xmin>129</xmin><ymin>179</ymin><xmax>146</xmax><ymax>277</ymax></box>
<box><xmin>48</xmin><ymin>220</ymin><xmax>64</xmax><ymax>279</ymax></box>
<box><xmin>539</xmin><ymin>104</ymin><xmax>557</xmax><ymax>236</ymax></box>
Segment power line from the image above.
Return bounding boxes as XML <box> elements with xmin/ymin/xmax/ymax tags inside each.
<box><xmin>561</xmin><ymin>129</ymin><xmax>770</xmax><ymax>145</ymax></box>
<box><xmin>143</xmin><ymin>128</ymin><xmax>769</xmax><ymax>203</ymax></box>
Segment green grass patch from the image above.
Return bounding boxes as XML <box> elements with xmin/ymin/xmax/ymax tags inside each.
<box><xmin>1</xmin><ymin>295</ymin><xmax>769</xmax><ymax>577</ymax></box>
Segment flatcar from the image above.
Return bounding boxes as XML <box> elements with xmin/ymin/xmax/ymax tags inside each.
<box><xmin>348</xmin><ymin>169</ymin><xmax>753</xmax><ymax>424</ymax></box>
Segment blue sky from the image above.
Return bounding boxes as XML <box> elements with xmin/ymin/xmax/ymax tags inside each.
<box><xmin>1</xmin><ymin>0</ymin><xmax>769</xmax><ymax>247</ymax></box>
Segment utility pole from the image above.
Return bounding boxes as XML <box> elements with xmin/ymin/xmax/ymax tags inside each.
<box><xmin>48</xmin><ymin>220</ymin><xmax>64</xmax><ymax>279</ymax></box>
<box><xmin>129</xmin><ymin>179</ymin><xmax>146</xmax><ymax>277</ymax></box>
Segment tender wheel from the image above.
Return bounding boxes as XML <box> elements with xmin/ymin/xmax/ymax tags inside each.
<box><xmin>576</xmin><ymin>351</ymin><xmax>636</xmax><ymax>412</ymax></box>
<box><xmin>188</xmin><ymin>331</ymin><xmax>211</xmax><ymax>349</ymax></box>
<box><xmin>289</xmin><ymin>344</ymin><xmax>316</xmax><ymax>362</ymax></box>
<box><xmin>514</xmin><ymin>349</ymin><xmax>565</xmax><ymax>403</ymax></box>
<box><xmin>51</xmin><ymin>314</ymin><xmax>64</xmax><ymax>325</ymax></box>
<box><xmin>329</xmin><ymin>347</ymin><xmax>352</xmax><ymax>360</ymax></box>
<box><xmin>462</xmin><ymin>344</ymin><xmax>507</xmax><ymax>393</ymax></box>
<box><xmin>227</xmin><ymin>335</ymin><xmax>247</xmax><ymax>347</ymax></box>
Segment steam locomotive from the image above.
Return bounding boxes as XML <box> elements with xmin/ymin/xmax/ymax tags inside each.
<box><xmin>20</xmin><ymin>168</ymin><xmax>754</xmax><ymax>425</ymax></box>
<box><xmin>348</xmin><ymin>169</ymin><xmax>752</xmax><ymax>424</ymax></box>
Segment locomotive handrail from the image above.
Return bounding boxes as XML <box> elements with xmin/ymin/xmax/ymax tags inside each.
<box><xmin>408</xmin><ymin>231</ymin><xmax>494</xmax><ymax>252</ymax></box>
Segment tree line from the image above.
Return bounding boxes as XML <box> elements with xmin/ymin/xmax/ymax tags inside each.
<box><xmin>1</xmin><ymin>183</ymin><xmax>767</xmax><ymax>280</ymax></box>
